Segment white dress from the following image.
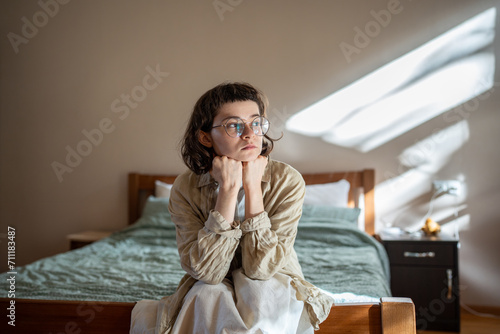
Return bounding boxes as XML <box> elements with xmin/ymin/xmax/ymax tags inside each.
<box><xmin>169</xmin><ymin>268</ymin><xmax>313</xmax><ymax>334</ymax></box>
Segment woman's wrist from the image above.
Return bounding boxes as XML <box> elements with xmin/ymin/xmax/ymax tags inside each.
<box><xmin>244</xmin><ymin>186</ymin><xmax>264</xmax><ymax>220</ymax></box>
<box><xmin>214</xmin><ymin>186</ymin><xmax>239</xmax><ymax>223</ymax></box>
<box><xmin>219</xmin><ymin>181</ymin><xmax>240</xmax><ymax>195</ymax></box>
<box><xmin>242</xmin><ymin>180</ymin><xmax>261</xmax><ymax>194</ymax></box>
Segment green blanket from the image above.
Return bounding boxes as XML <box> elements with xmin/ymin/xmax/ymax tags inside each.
<box><xmin>295</xmin><ymin>204</ymin><xmax>391</xmax><ymax>299</ymax></box>
<box><xmin>0</xmin><ymin>198</ymin><xmax>390</xmax><ymax>302</ymax></box>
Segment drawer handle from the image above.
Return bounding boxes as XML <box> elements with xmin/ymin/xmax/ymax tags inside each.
<box><xmin>446</xmin><ymin>269</ymin><xmax>453</xmax><ymax>300</ymax></box>
<box><xmin>403</xmin><ymin>251</ymin><xmax>436</xmax><ymax>258</ymax></box>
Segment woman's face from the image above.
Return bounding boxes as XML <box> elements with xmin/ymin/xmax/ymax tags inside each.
<box><xmin>201</xmin><ymin>100</ymin><xmax>263</xmax><ymax>162</ymax></box>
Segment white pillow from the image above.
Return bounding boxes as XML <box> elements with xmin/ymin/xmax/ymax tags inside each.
<box><xmin>303</xmin><ymin>179</ymin><xmax>350</xmax><ymax>207</ymax></box>
<box><xmin>155</xmin><ymin>180</ymin><xmax>173</xmax><ymax>198</ymax></box>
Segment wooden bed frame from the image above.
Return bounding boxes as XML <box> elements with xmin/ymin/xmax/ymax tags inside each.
<box><xmin>0</xmin><ymin>169</ymin><xmax>416</xmax><ymax>334</ymax></box>
<box><xmin>128</xmin><ymin>169</ymin><xmax>376</xmax><ymax>233</ymax></box>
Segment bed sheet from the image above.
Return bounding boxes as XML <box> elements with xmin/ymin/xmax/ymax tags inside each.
<box><xmin>0</xmin><ymin>198</ymin><xmax>390</xmax><ymax>303</ymax></box>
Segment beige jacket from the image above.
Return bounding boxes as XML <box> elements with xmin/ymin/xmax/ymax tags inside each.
<box><xmin>156</xmin><ymin>159</ymin><xmax>334</xmax><ymax>333</ymax></box>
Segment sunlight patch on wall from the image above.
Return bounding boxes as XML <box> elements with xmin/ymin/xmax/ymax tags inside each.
<box><xmin>286</xmin><ymin>8</ymin><xmax>496</xmax><ymax>152</ymax></box>
<box><xmin>376</xmin><ymin>120</ymin><xmax>470</xmax><ymax>229</ymax></box>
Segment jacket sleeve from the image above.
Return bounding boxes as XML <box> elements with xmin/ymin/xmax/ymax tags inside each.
<box><xmin>240</xmin><ymin>168</ymin><xmax>305</xmax><ymax>280</ymax></box>
<box><xmin>168</xmin><ymin>178</ymin><xmax>241</xmax><ymax>285</ymax></box>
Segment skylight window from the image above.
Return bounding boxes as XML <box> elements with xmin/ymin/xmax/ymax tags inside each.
<box><xmin>286</xmin><ymin>8</ymin><xmax>496</xmax><ymax>152</ymax></box>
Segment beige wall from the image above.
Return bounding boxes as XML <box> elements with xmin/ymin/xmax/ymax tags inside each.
<box><xmin>1</xmin><ymin>0</ymin><xmax>499</xmax><ymax>306</ymax></box>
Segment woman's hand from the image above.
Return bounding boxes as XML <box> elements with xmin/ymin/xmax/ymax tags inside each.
<box><xmin>242</xmin><ymin>155</ymin><xmax>268</xmax><ymax>192</ymax></box>
<box><xmin>242</xmin><ymin>156</ymin><xmax>267</xmax><ymax>220</ymax></box>
<box><xmin>211</xmin><ymin>156</ymin><xmax>242</xmax><ymax>223</ymax></box>
<box><xmin>211</xmin><ymin>156</ymin><xmax>242</xmax><ymax>192</ymax></box>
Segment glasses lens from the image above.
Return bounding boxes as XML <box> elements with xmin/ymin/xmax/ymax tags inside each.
<box><xmin>225</xmin><ymin>118</ymin><xmax>244</xmax><ymax>137</ymax></box>
<box><xmin>252</xmin><ymin>117</ymin><xmax>269</xmax><ymax>136</ymax></box>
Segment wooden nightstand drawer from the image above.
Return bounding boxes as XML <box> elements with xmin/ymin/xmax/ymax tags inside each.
<box><xmin>67</xmin><ymin>230</ymin><xmax>113</xmax><ymax>250</ymax></box>
<box><xmin>385</xmin><ymin>242</ymin><xmax>456</xmax><ymax>266</ymax></box>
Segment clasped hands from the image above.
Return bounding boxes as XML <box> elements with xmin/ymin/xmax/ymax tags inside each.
<box><xmin>210</xmin><ymin>155</ymin><xmax>267</xmax><ymax>223</ymax></box>
<box><xmin>210</xmin><ymin>155</ymin><xmax>268</xmax><ymax>193</ymax></box>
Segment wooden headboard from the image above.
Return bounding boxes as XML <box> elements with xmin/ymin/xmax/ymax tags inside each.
<box><xmin>128</xmin><ymin>169</ymin><xmax>375</xmax><ymax>235</ymax></box>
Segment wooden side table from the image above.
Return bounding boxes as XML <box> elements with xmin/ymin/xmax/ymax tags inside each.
<box><xmin>380</xmin><ymin>231</ymin><xmax>460</xmax><ymax>332</ymax></box>
<box><xmin>67</xmin><ymin>230</ymin><xmax>113</xmax><ymax>250</ymax></box>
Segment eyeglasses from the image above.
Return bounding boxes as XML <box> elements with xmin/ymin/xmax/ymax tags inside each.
<box><xmin>212</xmin><ymin>116</ymin><xmax>270</xmax><ymax>138</ymax></box>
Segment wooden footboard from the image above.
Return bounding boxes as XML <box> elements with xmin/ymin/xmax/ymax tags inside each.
<box><xmin>0</xmin><ymin>297</ymin><xmax>415</xmax><ymax>333</ymax></box>
<box><xmin>318</xmin><ymin>297</ymin><xmax>416</xmax><ymax>334</ymax></box>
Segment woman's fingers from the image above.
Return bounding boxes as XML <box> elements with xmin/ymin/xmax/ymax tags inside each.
<box><xmin>242</xmin><ymin>156</ymin><xmax>267</xmax><ymax>189</ymax></box>
<box><xmin>211</xmin><ymin>156</ymin><xmax>242</xmax><ymax>191</ymax></box>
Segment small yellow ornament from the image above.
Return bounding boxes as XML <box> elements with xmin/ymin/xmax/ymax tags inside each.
<box><xmin>421</xmin><ymin>218</ymin><xmax>441</xmax><ymax>236</ymax></box>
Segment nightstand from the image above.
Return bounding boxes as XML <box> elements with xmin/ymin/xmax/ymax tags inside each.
<box><xmin>67</xmin><ymin>230</ymin><xmax>112</xmax><ymax>250</ymax></box>
<box><xmin>380</xmin><ymin>231</ymin><xmax>460</xmax><ymax>332</ymax></box>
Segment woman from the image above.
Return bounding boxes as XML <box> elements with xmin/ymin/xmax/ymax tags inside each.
<box><xmin>155</xmin><ymin>82</ymin><xmax>333</xmax><ymax>333</ymax></box>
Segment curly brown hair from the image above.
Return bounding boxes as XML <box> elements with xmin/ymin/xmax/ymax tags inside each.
<box><xmin>181</xmin><ymin>82</ymin><xmax>278</xmax><ymax>175</ymax></box>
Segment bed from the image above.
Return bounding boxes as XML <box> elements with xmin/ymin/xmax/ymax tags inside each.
<box><xmin>0</xmin><ymin>169</ymin><xmax>416</xmax><ymax>333</ymax></box>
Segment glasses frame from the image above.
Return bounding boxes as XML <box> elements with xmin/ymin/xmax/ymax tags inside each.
<box><xmin>212</xmin><ymin>116</ymin><xmax>270</xmax><ymax>138</ymax></box>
